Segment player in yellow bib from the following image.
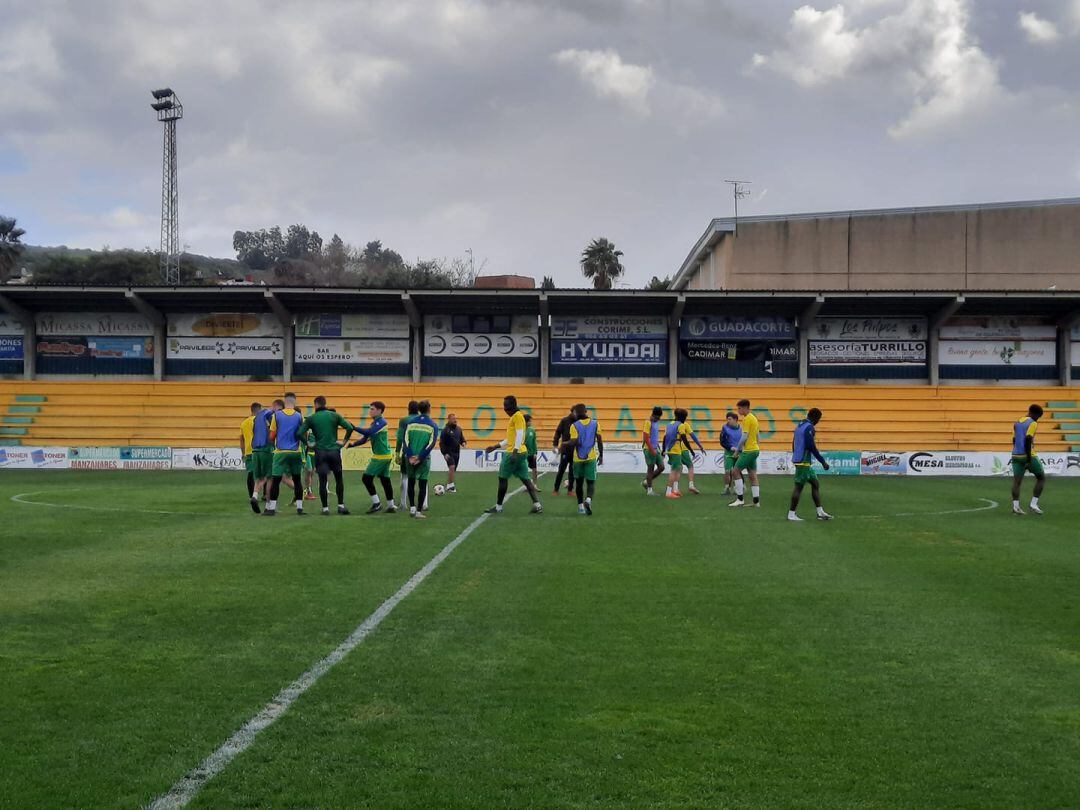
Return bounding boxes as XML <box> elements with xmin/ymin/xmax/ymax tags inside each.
<box><xmin>729</xmin><ymin>398</ymin><xmax>761</xmax><ymax>507</ymax></box>
<box><xmin>484</xmin><ymin>395</ymin><xmax>544</xmax><ymax>515</ymax></box>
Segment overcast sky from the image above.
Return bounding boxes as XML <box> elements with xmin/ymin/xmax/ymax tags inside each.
<box><xmin>2</xmin><ymin>0</ymin><xmax>1079</xmax><ymax>285</ymax></box>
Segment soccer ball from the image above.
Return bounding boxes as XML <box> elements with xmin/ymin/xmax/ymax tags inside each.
<box><xmin>433</xmin><ymin>484</ymin><xmax>446</xmax><ymax>496</ymax></box>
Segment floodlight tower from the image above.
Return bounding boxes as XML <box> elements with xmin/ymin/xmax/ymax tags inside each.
<box><xmin>151</xmin><ymin>88</ymin><xmax>183</xmax><ymax>284</ymax></box>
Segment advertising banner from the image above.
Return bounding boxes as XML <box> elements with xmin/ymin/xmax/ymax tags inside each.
<box><xmin>0</xmin><ymin>316</ymin><xmax>23</xmax><ymax>335</ymax></box>
<box><xmin>860</xmin><ymin>451</ymin><xmax>908</xmax><ymax>475</ymax></box>
<box><xmin>937</xmin><ymin>340</ymin><xmax>1056</xmax><ymax>366</ymax></box>
<box><xmin>552</xmin><ymin>316</ymin><xmax>668</xmax><ymax>340</ymax></box>
<box><xmin>424</xmin><ymin>314</ymin><xmax>538</xmax><ymax>358</ymax></box>
<box><xmin>68</xmin><ymin>446</ymin><xmax>172</xmax><ymax>470</ymax></box>
<box><xmin>0</xmin><ymin>335</ymin><xmax>23</xmax><ymax>359</ymax></box>
<box><xmin>902</xmin><ymin>451</ymin><xmax>997</xmax><ymax>476</ymax></box>
<box><xmin>171</xmin><ymin>447</ymin><xmax>245</xmax><ymax>471</ymax></box>
<box><xmin>294</xmin><ymin>338</ymin><xmax>410</xmax><ymax>364</ymax></box>
<box><xmin>1071</xmin><ymin>342</ymin><xmax>1080</xmax><ymax>365</ymax></box>
<box><xmin>167</xmin><ymin>312</ymin><xmax>284</xmax><ymax>338</ymax></box>
<box><xmin>36</xmin><ymin>337</ymin><xmax>88</xmax><ymax>357</ymax></box>
<box><xmin>87</xmin><ymin>337</ymin><xmax>154</xmax><ymax>359</ymax></box>
<box><xmin>166</xmin><ymin>337</ymin><xmax>284</xmax><ymax>360</ymax></box>
<box><xmin>680</xmin><ymin>315</ymin><xmax>795</xmax><ymax>342</ymax></box>
<box><xmin>939</xmin><ymin>317</ymin><xmax>1056</xmax><ymax>340</ymax></box>
<box><xmin>35</xmin><ymin>312</ymin><xmax>154</xmax><ymax>337</ymax></box>
<box><xmin>809</xmin><ymin>340</ymin><xmax>926</xmax><ymax>365</ymax></box>
<box><xmin>552</xmin><ymin>339</ymin><xmax>667</xmax><ymax>365</ymax></box>
<box><xmin>810</xmin><ymin>450</ymin><xmax>862</xmax><ymax>476</ymax></box>
<box><xmin>0</xmin><ymin>446</ymin><xmax>70</xmax><ymax>469</ymax></box>
<box><xmin>294</xmin><ymin>313</ymin><xmax>410</xmax><ymax>339</ymax></box>
<box><xmin>812</xmin><ymin>317</ymin><xmax>928</xmax><ymax>341</ymax></box>
<box><xmin>551</xmin><ymin>315</ymin><xmax>668</xmax><ymax>366</ymax></box>
<box><xmin>681</xmin><ymin>341</ymin><xmax>797</xmax><ymax>363</ymax></box>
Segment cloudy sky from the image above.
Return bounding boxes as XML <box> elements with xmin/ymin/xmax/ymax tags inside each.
<box><xmin>2</xmin><ymin>0</ymin><xmax>1079</xmax><ymax>285</ymax></box>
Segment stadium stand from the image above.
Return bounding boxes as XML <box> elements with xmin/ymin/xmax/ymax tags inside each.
<box><xmin>2</xmin><ymin>381</ymin><xmax>1077</xmax><ymax>452</ymax></box>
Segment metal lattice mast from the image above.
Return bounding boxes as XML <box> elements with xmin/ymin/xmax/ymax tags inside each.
<box><xmin>151</xmin><ymin>89</ymin><xmax>183</xmax><ymax>284</ymax></box>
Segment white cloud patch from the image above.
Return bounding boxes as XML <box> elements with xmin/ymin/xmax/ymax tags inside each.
<box><xmin>752</xmin><ymin>0</ymin><xmax>1006</xmax><ymax>139</ymax></box>
<box><xmin>1018</xmin><ymin>11</ymin><xmax>1060</xmax><ymax>43</ymax></box>
<box><xmin>553</xmin><ymin>48</ymin><xmax>724</xmax><ymax>122</ymax></box>
<box><xmin>554</xmin><ymin>48</ymin><xmax>655</xmax><ymax>115</ymax></box>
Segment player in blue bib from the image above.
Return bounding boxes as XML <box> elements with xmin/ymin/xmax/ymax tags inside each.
<box><xmin>1011</xmin><ymin>404</ymin><xmax>1046</xmax><ymax>515</ymax></box>
<box><xmin>561</xmin><ymin>403</ymin><xmax>604</xmax><ymax>516</ymax></box>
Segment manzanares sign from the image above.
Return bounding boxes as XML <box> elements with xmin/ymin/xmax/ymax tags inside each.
<box><xmin>680</xmin><ymin>315</ymin><xmax>795</xmax><ymax>341</ymax></box>
<box><xmin>551</xmin><ymin>315</ymin><xmax>667</xmax><ymax>366</ymax></box>
<box><xmin>68</xmin><ymin>446</ymin><xmax>172</xmax><ymax>470</ymax></box>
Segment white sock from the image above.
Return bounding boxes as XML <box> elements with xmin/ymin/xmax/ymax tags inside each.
<box><xmin>674</xmin><ymin>482</ymin><xmax>680</xmax><ymax>492</ymax></box>
<box><xmin>1031</xmin><ymin>497</ymin><xmax>1040</xmax><ymax>507</ymax></box>
<box><xmin>1013</xmin><ymin>499</ymin><xmax>1021</xmax><ymax>509</ymax></box>
<box><xmin>295</xmin><ymin>499</ymin><xmax>303</xmax><ymax>510</ymax></box>
<box><xmin>388</xmin><ymin>499</ymin><xmax>396</xmax><ymax>508</ymax></box>
<box><xmin>665</xmin><ymin>486</ymin><xmax>672</xmax><ymax>495</ymax></box>
<box><xmin>788</xmin><ymin>510</ymin><xmax>797</xmax><ymax>519</ymax></box>
<box><xmin>734</xmin><ymin>480</ymin><xmax>744</xmax><ymax>497</ymax></box>
<box><xmin>410</xmin><ymin>506</ymin><xmax>417</xmax><ymax>515</ymax></box>
<box><xmin>585</xmin><ymin>497</ymin><xmax>591</xmax><ymax>504</ymax></box>
<box><xmin>816</xmin><ymin>506</ymin><xmax>826</xmax><ymax>516</ymax></box>
<box><xmin>268</xmin><ymin>500</ymin><xmax>277</xmax><ymax>510</ymax></box>
<box><xmin>751</xmin><ymin>486</ymin><xmax>760</xmax><ymax>501</ymax></box>
<box><xmin>371</xmin><ymin>494</ymin><xmax>380</xmax><ymax>504</ymax></box>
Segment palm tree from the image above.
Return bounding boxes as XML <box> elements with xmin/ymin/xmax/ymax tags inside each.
<box><xmin>0</xmin><ymin>216</ymin><xmax>27</xmax><ymax>282</ymax></box>
<box><xmin>580</xmin><ymin>237</ymin><xmax>624</xmax><ymax>290</ymax></box>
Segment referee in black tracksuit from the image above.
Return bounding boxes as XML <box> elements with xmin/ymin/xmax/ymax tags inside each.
<box><xmin>552</xmin><ymin>407</ymin><xmax>577</xmax><ymax>496</ymax></box>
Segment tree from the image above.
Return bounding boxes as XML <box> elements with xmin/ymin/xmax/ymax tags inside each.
<box><xmin>580</xmin><ymin>237</ymin><xmax>624</xmax><ymax>290</ymax></box>
<box><xmin>541</xmin><ymin>275</ymin><xmax>556</xmax><ymax>290</ymax></box>
<box><xmin>0</xmin><ymin>216</ymin><xmax>27</xmax><ymax>282</ymax></box>
<box><xmin>645</xmin><ymin>275</ymin><xmax>671</xmax><ymax>290</ymax></box>
<box><xmin>33</xmin><ymin>249</ymin><xmax>167</xmax><ymax>285</ymax></box>
<box><xmin>284</xmin><ymin>224</ymin><xmax>322</xmax><ymax>260</ymax></box>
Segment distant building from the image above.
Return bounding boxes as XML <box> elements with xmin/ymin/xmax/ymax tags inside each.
<box><xmin>474</xmin><ymin>274</ymin><xmax>535</xmax><ymax>289</ymax></box>
<box><xmin>673</xmin><ymin>197</ymin><xmax>1080</xmax><ymax>291</ymax></box>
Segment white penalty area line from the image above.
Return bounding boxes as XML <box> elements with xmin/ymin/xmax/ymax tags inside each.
<box><xmin>11</xmin><ymin>490</ymin><xmax>217</xmax><ymax>516</ymax></box>
<box><xmin>146</xmin><ymin>474</ymin><xmax>544</xmax><ymax>810</ymax></box>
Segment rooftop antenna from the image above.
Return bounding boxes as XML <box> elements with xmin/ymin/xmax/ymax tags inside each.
<box><xmin>724</xmin><ymin>179</ymin><xmax>751</xmax><ymax>235</ymax></box>
<box><xmin>151</xmin><ymin>88</ymin><xmax>183</xmax><ymax>284</ymax></box>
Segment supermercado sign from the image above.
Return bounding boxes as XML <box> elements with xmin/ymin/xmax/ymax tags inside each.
<box><xmin>167</xmin><ymin>337</ymin><xmax>284</xmax><ymax>360</ymax></box>
<box><xmin>938</xmin><ymin>340</ymin><xmax>1056</xmax><ymax>366</ymax></box>
<box><xmin>167</xmin><ymin>312</ymin><xmax>283</xmax><ymax>338</ymax></box>
<box><xmin>424</xmin><ymin>315</ymin><xmax>538</xmax><ymax>358</ymax></box>
<box><xmin>295</xmin><ymin>313</ymin><xmax>409</xmax><ymax>339</ymax></box>
<box><xmin>681</xmin><ymin>315</ymin><xmax>795</xmax><ymax>342</ymax></box>
<box><xmin>36</xmin><ymin>312</ymin><xmax>154</xmax><ymax>336</ymax></box>
<box><xmin>68</xmin><ymin>446</ymin><xmax>172</xmax><ymax>470</ymax></box>
<box><xmin>809</xmin><ymin>340</ymin><xmax>926</xmax><ymax>365</ymax></box>
<box><xmin>294</xmin><ymin>338</ymin><xmax>410</xmax><ymax>364</ymax></box>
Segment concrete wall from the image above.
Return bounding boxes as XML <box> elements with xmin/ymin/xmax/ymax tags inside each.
<box><xmin>686</xmin><ymin>202</ymin><xmax>1080</xmax><ymax>291</ymax></box>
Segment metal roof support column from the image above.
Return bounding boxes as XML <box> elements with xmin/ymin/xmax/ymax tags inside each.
<box><xmin>539</xmin><ymin>293</ymin><xmax>550</xmax><ymax>384</ymax></box>
<box><xmin>0</xmin><ymin>293</ymin><xmax>34</xmax><ymax>380</ymax></box>
<box><xmin>125</xmin><ymin>291</ymin><xmax>166</xmax><ymax>381</ymax></box>
<box><xmin>264</xmin><ymin>290</ymin><xmax>293</xmax><ymax>383</ymax></box>
<box><xmin>669</xmin><ymin>294</ymin><xmax>685</xmax><ymax>385</ymax></box>
<box><xmin>1056</xmin><ymin>311</ymin><xmax>1080</xmax><ymax>387</ymax></box>
<box><xmin>929</xmin><ymin>295</ymin><xmax>964</xmax><ymax>387</ymax></box>
<box><xmin>402</xmin><ymin>294</ymin><xmax>421</xmax><ymax>383</ymax></box>
<box><xmin>799</xmin><ymin>296</ymin><xmax>824</xmax><ymax>386</ymax></box>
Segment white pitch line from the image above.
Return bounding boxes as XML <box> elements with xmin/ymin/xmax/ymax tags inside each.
<box><xmin>846</xmin><ymin>498</ymin><xmax>999</xmax><ymax>519</ymax></box>
<box><xmin>146</xmin><ymin>475</ymin><xmax>544</xmax><ymax>809</ymax></box>
<box><xmin>11</xmin><ymin>490</ymin><xmax>217</xmax><ymax>516</ymax></box>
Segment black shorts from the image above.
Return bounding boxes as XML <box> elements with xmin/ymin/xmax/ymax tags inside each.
<box><xmin>314</xmin><ymin>448</ymin><xmax>343</xmax><ymax>477</ymax></box>
<box><xmin>443</xmin><ymin>451</ymin><xmax>460</xmax><ymax>469</ymax></box>
<box><xmin>527</xmin><ymin>455</ymin><xmax>537</xmax><ymax>470</ymax></box>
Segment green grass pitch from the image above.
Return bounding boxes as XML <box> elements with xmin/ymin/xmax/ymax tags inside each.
<box><xmin>2</xmin><ymin>470</ymin><xmax>1080</xmax><ymax>808</ymax></box>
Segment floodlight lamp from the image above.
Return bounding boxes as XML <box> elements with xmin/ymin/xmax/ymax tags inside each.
<box><xmin>151</xmin><ymin>88</ymin><xmax>174</xmax><ymax>99</ymax></box>
<box><xmin>151</xmin><ymin>100</ymin><xmax>174</xmax><ymax>112</ymax></box>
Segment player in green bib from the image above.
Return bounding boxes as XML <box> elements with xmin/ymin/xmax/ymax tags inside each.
<box><xmin>524</xmin><ymin>412</ymin><xmax>539</xmax><ymax>487</ymax></box>
<box><xmin>403</xmin><ymin>400</ymin><xmax>439</xmax><ymax>519</ymax></box>
<box><xmin>349</xmin><ymin>401</ymin><xmax>398</xmax><ymax>514</ymax></box>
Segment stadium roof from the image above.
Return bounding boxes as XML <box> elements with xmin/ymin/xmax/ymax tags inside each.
<box><xmin>3</xmin><ymin>286</ymin><xmax>1080</xmax><ymax>323</ymax></box>
<box><xmin>672</xmin><ymin>196</ymin><xmax>1080</xmax><ymax>291</ymax></box>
